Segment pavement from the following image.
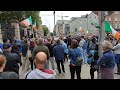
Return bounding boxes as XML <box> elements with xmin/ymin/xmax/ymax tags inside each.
<box><xmin>19</xmin><ymin>59</ymin><xmax>120</xmax><ymax>79</ymax></box>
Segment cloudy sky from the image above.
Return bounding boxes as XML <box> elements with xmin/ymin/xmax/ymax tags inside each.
<box><xmin>40</xmin><ymin>11</ymin><xmax>92</xmax><ymax>32</ymax></box>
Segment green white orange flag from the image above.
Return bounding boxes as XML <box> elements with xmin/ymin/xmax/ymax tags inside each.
<box><xmin>33</xmin><ymin>20</ymin><xmax>37</xmax><ymax>30</ymax></box>
<box><xmin>105</xmin><ymin>21</ymin><xmax>120</xmax><ymax>39</ymax></box>
<box><xmin>21</xmin><ymin>16</ymin><xmax>32</xmax><ymax>26</ymax></box>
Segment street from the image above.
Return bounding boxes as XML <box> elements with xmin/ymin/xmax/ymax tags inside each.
<box><xmin>19</xmin><ymin>60</ymin><xmax>120</xmax><ymax>79</ymax></box>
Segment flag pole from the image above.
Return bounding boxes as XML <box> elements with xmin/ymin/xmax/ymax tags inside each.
<box><xmin>32</xmin><ymin>24</ymin><xmax>34</xmax><ymax>39</ymax></box>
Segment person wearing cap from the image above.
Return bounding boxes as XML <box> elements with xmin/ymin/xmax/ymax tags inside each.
<box><xmin>2</xmin><ymin>43</ymin><xmax>21</xmax><ymax>75</ymax></box>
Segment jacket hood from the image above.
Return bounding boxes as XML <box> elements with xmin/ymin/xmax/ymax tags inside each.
<box><xmin>27</xmin><ymin>69</ymin><xmax>56</xmax><ymax>79</ymax></box>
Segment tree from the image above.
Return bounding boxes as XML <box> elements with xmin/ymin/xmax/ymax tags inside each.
<box><xmin>42</xmin><ymin>25</ymin><xmax>49</xmax><ymax>36</ymax></box>
<box><xmin>0</xmin><ymin>11</ymin><xmax>41</xmax><ymax>29</ymax></box>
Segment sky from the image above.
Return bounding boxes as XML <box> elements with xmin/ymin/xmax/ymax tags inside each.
<box><xmin>40</xmin><ymin>11</ymin><xmax>92</xmax><ymax>32</ymax></box>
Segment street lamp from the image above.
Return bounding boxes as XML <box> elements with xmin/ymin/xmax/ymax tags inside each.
<box><xmin>53</xmin><ymin>11</ymin><xmax>55</xmax><ymax>37</ymax></box>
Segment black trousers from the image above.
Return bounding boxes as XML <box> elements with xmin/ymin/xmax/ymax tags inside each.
<box><xmin>29</xmin><ymin>57</ymin><xmax>34</xmax><ymax>70</ymax></box>
<box><xmin>56</xmin><ymin>60</ymin><xmax>65</xmax><ymax>74</ymax></box>
<box><xmin>64</xmin><ymin>53</ymin><xmax>68</xmax><ymax>62</ymax></box>
<box><xmin>90</xmin><ymin>67</ymin><xmax>98</xmax><ymax>79</ymax></box>
<box><xmin>117</xmin><ymin>64</ymin><xmax>120</xmax><ymax>73</ymax></box>
<box><xmin>69</xmin><ymin>65</ymin><xmax>81</xmax><ymax>79</ymax></box>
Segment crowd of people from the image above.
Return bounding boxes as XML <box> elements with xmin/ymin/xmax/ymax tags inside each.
<box><xmin>0</xmin><ymin>34</ymin><xmax>119</xmax><ymax>79</ymax></box>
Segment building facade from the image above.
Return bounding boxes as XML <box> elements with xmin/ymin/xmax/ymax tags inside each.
<box><xmin>105</xmin><ymin>11</ymin><xmax>120</xmax><ymax>31</ymax></box>
<box><xmin>69</xmin><ymin>12</ymin><xmax>99</xmax><ymax>36</ymax></box>
<box><xmin>54</xmin><ymin>20</ymin><xmax>70</xmax><ymax>36</ymax></box>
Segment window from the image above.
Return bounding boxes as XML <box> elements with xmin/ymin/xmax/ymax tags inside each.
<box><xmin>115</xmin><ymin>23</ymin><xmax>117</xmax><ymax>28</ymax></box>
<box><xmin>119</xmin><ymin>24</ymin><xmax>120</xmax><ymax>28</ymax></box>
<box><xmin>115</xmin><ymin>11</ymin><xmax>118</xmax><ymax>14</ymax></box>
<box><xmin>105</xmin><ymin>18</ymin><xmax>107</xmax><ymax>21</ymax></box>
<box><xmin>119</xmin><ymin>18</ymin><xmax>120</xmax><ymax>21</ymax></box>
<box><xmin>115</xmin><ymin>17</ymin><xmax>118</xmax><ymax>21</ymax></box>
<box><xmin>108</xmin><ymin>17</ymin><xmax>111</xmax><ymax>21</ymax></box>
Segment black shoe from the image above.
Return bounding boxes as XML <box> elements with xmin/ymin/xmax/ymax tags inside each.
<box><xmin>115</xmin><ymin>72</ymin><xmax>120</xmax><ymax>75</ymax></box>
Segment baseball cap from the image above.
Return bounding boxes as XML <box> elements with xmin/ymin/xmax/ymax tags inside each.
<box><xmin>3</xmin><ymin>43</ymin><xmax>12</xmax><ymax>49</ymax></box>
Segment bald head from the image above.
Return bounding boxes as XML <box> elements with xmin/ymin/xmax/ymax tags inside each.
<box><xmin>35</xmin><ymin>52</ymin><xmax>47</xmax><ymax>64</ymax></box>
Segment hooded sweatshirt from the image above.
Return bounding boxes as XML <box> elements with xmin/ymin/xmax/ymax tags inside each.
<box><xmin>26</xmin><ymin>69</ymin><xmax>56</xmax><ymax>79</ymax></box>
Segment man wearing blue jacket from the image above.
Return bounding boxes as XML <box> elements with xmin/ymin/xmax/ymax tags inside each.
<box><xmin>53</xmin><ymin>39</ymin><xmax>65</xmax><ymax>76</ymax></box>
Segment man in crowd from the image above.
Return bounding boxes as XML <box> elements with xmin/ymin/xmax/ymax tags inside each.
<box><xmin>45</xmin><ymin>38</ymin><xmax>55</xmax><ymax>70</ymax></box>
<box><xmin>25</xmin><ymin>52</ymin><xmax>56</xmax><ymax>79</ymax></box>
<box><xmin>3</xmin><ymin>43</ymin><xmax>21</xmax><ymax>75</ymax></box>
<box><xmin>32</xmin><ymin>38</ymin><xmax>50</xmax><ymax>69</ymax></box>
<box><xmin>53</xmin><ymin>39</ymin><xmax>65</xmax><ymax>76</ymax></box>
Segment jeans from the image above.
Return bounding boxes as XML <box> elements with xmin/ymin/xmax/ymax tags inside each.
<box><xmin>83</xmin><ymin>49</ymin><xmax>87</xmax><ymax>63</ymax></box>
<box><xmin>69</xmin><ymin>65</ymin><xmax>81</xmax><ymax>79</ymax></box>
<box><xmin>56</xmin><ymin>60</ymin><xmax>65</xmax><ymax>74</ymax></box>
<box><xmin>49</xmin><ymin>57</ymin><xmax>55</xmax><ymax>70</ymax></box>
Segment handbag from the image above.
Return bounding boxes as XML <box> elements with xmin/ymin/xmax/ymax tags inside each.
<box><xmin>74</xmin><ymin>49</ymin><xmax>83</xmax><ymax>66</ymax></box>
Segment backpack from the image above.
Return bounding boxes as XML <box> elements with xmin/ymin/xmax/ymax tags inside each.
<box><xmin>73</xmin><ymin>49</ymin><xmax>83</xmax><ymax>66</ymax></box>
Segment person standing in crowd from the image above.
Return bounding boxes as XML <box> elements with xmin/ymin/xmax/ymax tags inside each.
<box><xmin>53</xmin><ymin>39</ymin><xmax>65</xmax><ymax>76</ymax></box>
<box><xmin>68</xmin><ymin>39</ymin><xmax>83</xmax><ymax>79</ymax></box>
<box><xmin>0</xmin><ymin>55</ymin><xmax>19</xmax><ymax>79</ymax></box>
<box><xmin>79</xmin><ymin>36</ymin><xmax>87</xmax><ymax>64</ymax></box>
<box><xmin>29</xmin><ymin>40</ymin><xmax>36</xmax><ymax>70</ymax></box>
<box><xmin>113</xmin><ymin>38</ymin><xmax>120</xmax><ymax>75</ymax></box>
<box><xmin>97</xmin><ymin>41</ymin><xmax>115</xmax><ymax>79</ymax></box>
<box><xmin>67</xmin><ymin>35</ymin><xmax>72</xmax><ymax>48</ymax></box>
<box><xmin>25</xmin><ymin>52</ymin><xmax>56</xmax><ymax>79</ymax></box>
<box><xmin>63</xmin><ymin>38</ymin><xmax>69</xmax><ymax>62</ymax></box>
<box><xmin>21</xmin><ymin>39</ymin><xmax>30</xmax><ymax>71</ymax></box>
<box><xmin>88</xmin><ymin>44</ymin><xmax>99</xmax><ymax>79</ymax></box>
<box><xmin>11</xmin><ymin>40</ymin><xmax>22</xmax><ymax>66</ymax></box>
<box><xmin>45</xmin><ymin>38</ymin><xmax>55</xmax><ymax>70</ymax></box>
<box><xmin>32</xmin><ymin>38</ymin><xmax>50</xmax><ymax>69</ymax></box>
<box><xmin>3</xmin><ymin>43</ymin><xmax>21</xmax><ymax>75</ymax></box>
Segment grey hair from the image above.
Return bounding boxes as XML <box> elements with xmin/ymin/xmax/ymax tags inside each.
<box><xmin>102</xmin><ymin>40</ymin><xmax>113</xmax><ymax>50</ymax></box>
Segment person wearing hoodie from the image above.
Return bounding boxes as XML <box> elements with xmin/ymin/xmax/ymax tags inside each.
<box><xmin>25</xmin><ymin>52</ymin><xmax>56</xmax><ymax>79</ymax></box>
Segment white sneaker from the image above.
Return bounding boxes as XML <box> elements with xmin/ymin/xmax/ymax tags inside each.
<box><xmin>59</xmin><ymin>73</ymin><xmax>62</xmax><ymax>76</ymax></box>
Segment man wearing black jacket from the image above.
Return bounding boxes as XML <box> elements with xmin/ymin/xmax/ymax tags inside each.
<box><xmin>3</xmin><ymin>43</ymin><xmax>21</xmax><ymax>75</ymax></box>
<box><xmin>46</xmin><ymin>38</ymin><xmax>55</xmax><ymax>70</ymax></box>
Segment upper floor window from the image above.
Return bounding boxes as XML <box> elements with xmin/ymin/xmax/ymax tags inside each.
<box><xmin>115</xmin><ymin>11</ymin><xmax>118</xmax><ymax>14</ymax></box>
<box><xmin>115</xmin><ymin>17</ymin><xmax>118</xmax><ymax>21</ymax></box>
<box><xmin>108</xmin><ymin>17</ymin><xmax>111</xmax><ymax>21</ymax></box>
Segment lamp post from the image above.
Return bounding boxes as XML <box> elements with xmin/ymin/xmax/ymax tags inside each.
<box><xmin>53</xmin><ymin>11</ymin><xmax>55</xmax><ymax>37</ymax></box>
<box><xmin>98</xmin><ymin>11</ymin><xmax>105</xmax><ymax>79</ymax></box>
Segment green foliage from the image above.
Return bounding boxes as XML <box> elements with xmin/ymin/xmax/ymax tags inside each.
<box><xmin>42</xmin><ymin>25</ymin><xmax>49</xmax><ymax>36</ymax></box>
<box><xmin>0</xmin><ymin>11</ymin><xmax>41</xmax><ymax>29</ymax></box>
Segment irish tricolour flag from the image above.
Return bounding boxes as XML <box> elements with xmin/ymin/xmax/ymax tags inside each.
<box><xmin>21</xmin><ymin>16</ymin><xmax>32</xmax><ymax>26</ymax></box>
<box><xmin>105</xmin><ymin>21</ymin><xmax>120</xmax><ymax>39</ymax></box>
<box><xmin>33</xmin><ymin>20</ymin><xmax>37</xmax><ymax>30</ymax></box>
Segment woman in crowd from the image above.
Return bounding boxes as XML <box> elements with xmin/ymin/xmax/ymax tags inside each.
<box><xmin>113</xmin><ymin>38</ymin><xmax>120</xmax><ymax>75</ymax></box>
<box><xmin>68</xmin><ymin>39</ymin><xmax>83</xmax><ymax>79</ymax></box>
<box><xmin>88</xmin><ymin>43</ymin><xmax>99</xmax><ymax>79</ymax></box>
<box><xmin>97</xmin><ymin>41</ymin><xmax>115</xmax><ymax>79</ymax></box>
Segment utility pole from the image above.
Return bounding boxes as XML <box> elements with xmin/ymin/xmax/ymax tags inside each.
<box><xmin>98</xmin><ymin>11</ymin><xmax>105</xmax><ymax>79</ymax></box>
<box><xmin>53</xmin><ymin>11</ymin><xmax>55</xmax><ymax>37</ymax></box>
